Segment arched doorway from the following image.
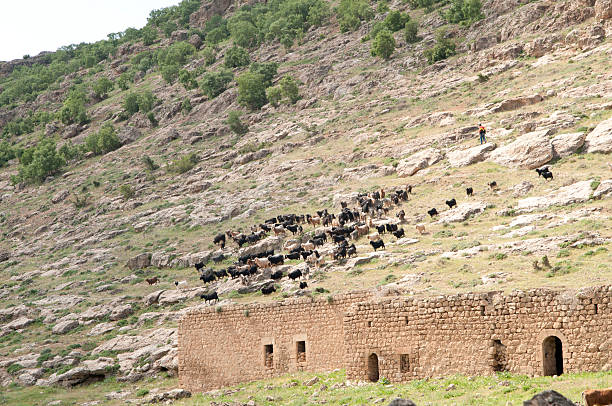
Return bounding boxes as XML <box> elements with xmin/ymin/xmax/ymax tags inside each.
<box><xmin>542</xmin><ymin>336</ymin><xmax>563</xmax><ymax>376</ymax></box>
<box><xmin>367</xmin><ymin>353</ymin><xmax>379</xmax><ymax>382</ymax></box>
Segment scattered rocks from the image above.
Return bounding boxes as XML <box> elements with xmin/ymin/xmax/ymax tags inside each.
<box><xmin>437</xmin><ymin>202</ymin><xmax>488</xmax><ymax>223</ymax></box>
<box><xmin>523</xmin><ymin>390</ymin><xmax>576</xmax><ymax>406</ymax></box>
<box><xmin>517</xmin><ymin>179</ymin><xmax>610</xmax><ymax>211</ymax></box>
<box><xmin>2</xmin><ymin>316</ymin><xmax>34</xmax><ymax>331</ymax></box>
<box><xmin>51</xmin><ymin>190</ymin><xmax>70</xmax><ymax>204</ymax></box>
<box><xmin>304</xmin><ymin>376</ymin><xmax>319</xmax><ymax>386</ymax></box>
<box><xmin>551</xmin><ymin>132</ymin><xmax>586</xmax><ymax>158</ymax></box>
<box><xmin>388</xmin><ymin>399</ymin><xmax>417</xmax><ymax>406</ymax></box>
<box><xmin>584</xmin><ymin>116</ymin><xmax>612</xmax><ymax>153</ymax></box>
<box><xmin>447</xmin><ymin>143</ymin><xmax>496</xmax><ymax>167</ymax></box>
<box><xmin>147</xmin><ymin>388</ymin><xmax>191</xmax><ymax>403</ymax></box>
<box><xmin>117</xmin><ymin>126</ymin><xmax>142</xmax><ymax>145</ymax></box>
<box><xmin>512</xmin><ymin>181</ymin><xmax>534</xmax><ymax>197</ymax></box>
<box><xmin>126</xmin><ymin>253</ymin><xmax>151</xmax><ymax>270</ymax></box>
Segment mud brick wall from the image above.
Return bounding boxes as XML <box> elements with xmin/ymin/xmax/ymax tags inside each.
<box><xmin>179</xmin><ymin>286</ymin><xmax>612</xmax><ymax>392</ymax></box>
<box><xmin>344</xmin><ymin>286</ymin><xmax>612</xmax><ymax>382</ymax></box>
<box><xmin>178</xmin><ymin>291</ymin><xmax>372</xmax><ymax>392</ymax></box>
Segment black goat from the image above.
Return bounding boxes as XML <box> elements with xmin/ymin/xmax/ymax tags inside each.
<box><xmin>385</xmin><ymin>223</ymin><xmax>398</xmax><ymax>233</ymax></box>
<box><xmin>285</xmin><ymin>252</ymin><xmax>301</xmax><ymax>260</ymax></box>
<box><xmin>200</xmin><ymin>291</ymin><xmax>218</xmax><ymax>303</ymax></box>
<box><xmin>392</xmin><ymin>228</ymin><xmax>405</xmax><ymax>239</ymax></box>
<box><xmin>299</xmin><ymin>281</ymin><xmax>308</xmax><ymax>289</ymax></box>
<box><xmin>489</xmin><ymin>181</ymin><xmax>498</xmax><ymax>189</ymax></box>
<box><xmin>213</xmin><ymin>233</ymin><xmax>226</xmax><ymax>248</ymax></box>
<box><xmin>446</xmin><ymin>198</ymin><xmax>457</xmax><ymax>209</ymax></box>
<box><xmin>427</xmin><ymin>208</ymin><xmax>438</xmax><ymax>217</ymax></box>
<box><xmin>261</xmin><ymin>285</ymin><xmax>276</xmax><ymax>295</ymax></box>
<box><xmin>535</xmin><ymin>167</ymin><xmax>551</xmax><ymax>177</ymax></box>
<box><xmin>270</xmin><ymin>270</ymin><xmax>284</xmax><ymax>280</ymax></box>
<box><xmin>376</xmin><ymin>225</ymin><xmax>386</xmax><ymax>234</ymax></box>
<box><xmin>194</xmin><ymin>262</ymin><xmax>205</xmax><ymax>272</ymax></box>
<box><xmin>286</xmin><ymin>224</ymin><xmax>303</xmax><ymax>235</ymax></box>
<box><xmin>370</xmin><ymin>240</ymin><xmax>385</xmax><ymax>251</ymax></box>
<box><xmin>268</xmin><ymin>255</ymin><xmax>284</xmax><ymax>265</ymax></box>
<box><xmin>347</xmin><ymin>244</ymin><xmax>357</xmax><ymax>257</ymax></box>
<box><xmin>199</xmin><ymin>271</ymin><xmax>216</xmax><ymax>284</ymax></box>
<box><xmin>211</xmin><ymin>253</ymin><xmax>225</xmax><ymax>263</ymax></box>
<box><xmin>288</xmin><ymin>269</ymin><xmax>302</xmax><ymax>280</ymax></box>
<box><xmin>466</xmin><ymin>187</ymin><xmax>473</xmax><ymax>197</ymax></box>
<box><xmin>542</xmin><ymin>171</ymin><xmax>553</xmax><ymax>180</ymax></box>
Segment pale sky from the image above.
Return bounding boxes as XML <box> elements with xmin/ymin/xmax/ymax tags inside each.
<box><xmin>0</xmin><ymin>0</ymin><xmax>184</xmax><ymax>62</ymax></box>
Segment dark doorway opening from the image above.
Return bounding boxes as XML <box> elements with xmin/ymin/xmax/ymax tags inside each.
<box><xmin>367</xmin><ymin>353</ymin><xmax>379</xmax><ymax>382</ymax></box>
<box><xmin>264</xmin><ymin>344</ymin><xmax>274</xmax><ymax>368</ymax></box>
<box><xmin>542</xmin><ymin>336</ymin><xmax>563</xmax><ymax>376</ymax></box>
<box><xmin>296</xmin><ymin>341</ymin><xmax>306</xmax><ymax>363</ymax></box>
<box><xmin>492</xmin><ymin>340</ymin><xmax>508</xmax><ymax>372</ymax></box>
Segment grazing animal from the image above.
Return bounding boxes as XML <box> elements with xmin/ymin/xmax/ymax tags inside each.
<box><xmin>535</xmin><ymin>167</ymin><xmax>550</xmax><ymax>177</ymax></box>
<box><xmin>194</xmin><ymin>262</ymin><xmax>205</xmax><ymax>272</ymax></box>
<box><xmin>211</xmin><ymin>253</ymin><xmax>225</xmax><ymax>263</ymax></box>
<box><xmin>392</xmin><ymin>228</ymin><xmax>405</xmax><ymax>239</ymax></box>
<box><xmin>368</xmin><ymin>233</ymin><xmax>381</xmax><ymax>242</ymax></box>
<box><xmin>213</xmin><ymin>233</ymin><xmax>226</xmax><ymax>248</ymax></box>
<box><xmin>370</xmin><ymin>239</ymin><xmax>385</xmax><ymax>251</ymax></box>
<box><xmin>273</xmin><ymin>225</ymin><xmax>286</xmax><ymax>236</ymax></box>
<box><xmin>542</xmin><ymin>171</ymin><xmax>553</xmax><ymax>180</ymax></box>
<box><xmin>261</xmin><ymin>285</ymin><xmax>276</xmax><ymax>295</ymax></box>
<box><xmin>489</xmin><ymin>181</ymin><xmax>498</xmax><ymax>190</ymax></box>
<box><xmin>406</xmin><ymin>185</ymin><xmax>413</xmax><ymax>194</ymax></box>
<box><xmin>286</xmin><ymin>224</ymin><xmax>303</xmax><ymax>235</ymax></box>
<box><xmin>302</xmin><ymin>241</ymin><xmax>315</xmax><ymax>251</ymax></box>
<box><xmin>145</xmin><ymin>277</ymin><xmax>159</xmax><ymax>285</ymax></box>
<box><xmin>200</xmin><ymin>291</ymin><xmax>218</xmax><ymax>303</ymax></box>
<box><xmin>288</xmin><ymin>269</ymin><xmax>303</xmax><ymax>280</ymax></box>
<box><xmin>446</xmin><ymin>198</ymin><xmax>457</xmax><ymax>209</ymax></box>
<box><xmin>416</xmin><ymin>224</ymin><xmax>426</xmax><ymax>235</ymax></box>
<box><xmin>346</xmin><ymin>244</ymin><xmax>357</xmax><ymax>257</ymax></box>
<box><xmin>385</xmin><ymin>223</ymin><xmax>398</xmax><ymax>233</ymax></box>
<box><xmin>268</xmin><ymin>255</ymin><xmax>284</xmax><ymax>265</ymax></box>
<box><xmin>199</xmin><ymin>271</ymin><xmax>216</xmax><ymax>284</ymax></box>
<box><xmin>427</xmin><ymin>208</ymin><xmax>438</xmax><ymax>217</ymax></box>
<box><xmin>254</xmin><ymin>257</ymin><xmax>271</xmax><ymax>269</ymax></box>
<box><xmin>299</xmin><ymin>281</ymin><xmax>308</xmax><ymax>289</ymax></box>
<box><xmin>466</xmin><ymin>187</ymin><xmax>473</xmax><ymax>197</ymax></box>
<box><xmin>396</xmin><ymin>210</ymin><xmax>405</xmax><ymax>222</ymax></box>
<box><xmin>376</xmin><ymin>224</ymin><xmax>386</xmax><ymax>234</ymax></box>
<box><xmin>270</xmin><ymin>270</ymin><xmax>284</xmax><ymax>280</ymax></box>
<box><xmin>174</xmin><ymin>280</ymin><xmax>187</xmax><ymax>289</ymax></box>
<box><xmin>285</xmin><ymin>252</ymin><xmax>301</xmax><ymax>260</ymax></box>
<box><xmin>583</xmin><ymin>388</ymin><xmax>612</xmax><ymax>406</ymax></box>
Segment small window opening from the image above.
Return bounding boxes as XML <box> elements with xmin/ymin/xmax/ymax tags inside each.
<box><xmin>400</xmin><ymin>354</ymin><xmax>410</xmax><ymax>372</ymax></box>
<box><xmin>595</xmin><ymin>304</ymin><xmax>598</xmax><ymax>314</ymax></box>
<box><xmin>480</xmin><ymin>305</ymin><xmax>486</xmax><ymax>316</ymax></box>
<box><xmin>367</xmin><ymin>321</ymin><xmax>372</xmax><ymax>327</ymax></box>
<box><xmin>405</xmin><ymin>316</ymin><xmax>409</xmax><ymax>325</ymax></box>
<box><xmin>492</xmin><ymin>340</ymin><xmax>508</xmax><ymax>372</ymax></box>
<box><xmin>367</xmin><ymin>353</ymin><xmax>379</xmax><ymax>382</ymax></box>
<box><xmin>296</xmin><ymin>341</ymin><xmax>306</xmax><ymax>363</ymax></box>
<box><xmin>264</xmin><ymin>344</ymin><xmax>274</xmax><ymax>368</ymax></box>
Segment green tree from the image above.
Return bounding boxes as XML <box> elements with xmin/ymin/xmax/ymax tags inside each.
<box><xmin>279</xmin><ymin>76</ymin><xmax>300</xmax><ymax>104</ymax></box>
<box><xmin>225</xmin><ymin>45</ymin><xmax>250</xmax><ymax>68</ymax></box>
<box><xmin>249</xmin><ymin>62</ymin><xmax>278</xmax><ymax>88</ymax></box>
<box><xmin>226</xmin><ymin>111</ymin><xmax>249</xmax><ymax>135</ymax></box>
<box><xmin>123</xmin><ymin>92</ymin><xmax>140</xmax><ymax>115</ymax></box>
<box><xmin>14</xmin><ymin>137</ymin><xmax>66</xmax><ymax>184</ymax></box>
<box><xmin>404</xmin><ymin>20</ymin><xmax>419</xmax><ymax>43</ymax></box>
<box><xmin>445</xmin><ymin>0</ymin><xmax>483</xmax><ymax>25</ymax></box>
<box><xmin>0</xmin><ymin>141</ymin><xmax>15</xmax><ymax>168</ymax></box>
<box><xmin>200</xmin><ymin>69</ymin><xmax>234</xmax><ymax>99</ymax></box>
<box><xmin>179</xmin><ymin>69</ymin><xmax>198</xmax><ymax>90</ymax></box>
<box><xmin>85</xmin><ymin>123</ymin><xmax>121</xmax><ymax>156</ymax></box>
<box><xmin>117</xmin><ymin>72</ymin><xmax>132</xmax><ymax>90</ymax></box>
<box><xmin>371</xmin><ymin>29</ymin><xmax>396</xmax><ymax>60</ymax></box>
<box><xmin>228</xmin><ymin>20</ymin><xmax>259</xmax><ymax>48</ymax></box>
<box><xmin>337</xmin><ymin>0</ymin><xmax>374</xmax><ymax>32</ymax></box>
<box><xmin>202</xmin><ymin>46</ymin><xmax>216</xmax><ymax>66</ymax></box>
<box><xmin>161</xmin><ymin>64</ymin><xmax>180</xmax><ymax>83</ymax></box>
<box><xmin>141</xmin><ymin>26</ymin><xmax>158</xmax><ymax>46</ymax></box>
<box><xmin>424</xmin><ymin>29</ymin><xmax>456</xmax><ymax>64</ymax></box>
<box><xmin>237</xmin><ymin>72</ymin><xmax>267</xmax><ymax>110</ymax></box>
<box><xmin>384</xmin><ymin>10</ymin><xmax>410</xmax><ymax>32</ymax></box>
<box><xmin>266</xmin><ymin>86</ymin><xmax>282</xmax><ymax>107</ymax></box>
<box><xmin>138</xmin><ymin>91</ymin><xmax>157</xmax><ymax>113</ymax></box>
<box><xmin>181</xmin><ymin>97</ymin><xmax>192</xmax><ymax>114</ymax></box>
<box><xmin>59</xmin><ymin>89</ymin><xmax>89</xmax><ymax>125</ymax></box>
<box><xmin>92</xmin><ymin>77</ymin><xmax>114</xmax><ymax>99</ymax></box>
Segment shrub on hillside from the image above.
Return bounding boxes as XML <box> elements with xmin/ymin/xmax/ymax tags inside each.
<box><xmin>445</xmin><ymin>0</ymin><xmax>484</xmax><ymax>25</ymax></box>
<box><xmin>117</xmin><ymin>72</ymin><xmax>133</xmax><ymax>90</ymax></box>
<box><xmin>237</xmin><ymin>72</ymin><xmax>267</xmax><ymax>110</ymax></box>
<box><xmin>424</xmin><ymin>29</ymin><xmax>456</xmax><ymax>64</ymax></box>
<box><xmin>92</xmin><ymin>77</ymin><xmax>114</xmax><ymax>99</ymax></box>
<box><xmin>142</xmin><ymin>155</ymin><xmax>159</xmax><ymax>171</ymax></box>
<box><xmin>225</xmin><ymin>46</ymin><xmax>250</xmax><ymax>68</ymax></box>
<box><xmin>119</xmin><ymin>184</ymin><xmax>135</xmax><ymax>200</ymax></box>
<box><xmin>122</xmin><ymin>91</ymin><xmax>157</xmax><ymax>115</ymax></box>
<box><xmin>12</xmin><ymin>137</ymin><xmax>66</xmax><ymax>185</ymax></box>
<box><xmin>228</xmin><ymin>20</ymin><xmax>259</xmax><ymax>48</ymax></box>
<box><xmin>59</xmin><ymin>89</ymin><xmax>89</xmax><ymax>125</ymax></box>
<box><xmin>384</xmin><ymin>10</ymin><xmax>410</xmax><ymax>32</ymax></box>
<box><xmin>156</xmin><ymin>41</ymin><xmax>196</xmax><ymax>83</ymax></box>
<box><xmin>249</xmin><ymin>62</ymin><xmax>278</xmax><ymax>88</ymax></box>
<box><xmin>0</xmin><ymin>141</ymin><xmax>16</xmax><ymax>168</ymax></box>
<box><xmin>336</xmin><ymin>0</ymin><xmax>374</xmax><ymax>32</ymax></box>
<box><xmin>404</xmin><ymin>20</ymin><xmax>420</xmax><ymax>43</ymax></box>
<box><xmin>168</xmin><ymin>152</ymin><xmax>198</xmax><ymax>174</ymax></box>
<box><xmin>85</xmin><ymin>123</ymin><xmax>121</xmax><ymax>156</ymax></box>
<box><xmin>202</xmin><ymin>46</ymin><xmax>216</xmax><ymax>66</ymax></box>
<box><xmin>226</xmin><ymin>111</ymin><xmax>249</xmax><ymax>135</ymax></box>
<box><xmin>200</xmin><ymin>69</ymin><xmax>234</xmax><ymax>99</ymax></box>
<box><xmin>279</xmin><ymin>75</ymin><xmax>300</xmax><ymax>104</ymax></box>
<box><xmin>371</xmin><ymin>29</ymin><xmax>396</xmax><ymax>60</ymax></box>
<box><xmin>181</xmin><ymin>97</ymin><xmax>192</xmax><ymax>114</ymax></box>
<box><xmin>178</xmin><ymin>69</ymin><xmax>198</xmax><ymax>90</ymax></box>
<box><xmin>266</xmin><ymin>86</ymin><xmax>282</xmax><ymax>107</ymax></box>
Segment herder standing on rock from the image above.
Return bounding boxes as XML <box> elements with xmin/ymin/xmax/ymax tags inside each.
<box><xmin>478</xmin><ymin>123</ymin><xmax>487</xmax><ymax>144</ymax></box>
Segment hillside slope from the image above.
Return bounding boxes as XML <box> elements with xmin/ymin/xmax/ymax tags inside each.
<box><xmin>0</xmin><ymin>0</ymin><xmax>611</xmax><ymax>403</ymax></box>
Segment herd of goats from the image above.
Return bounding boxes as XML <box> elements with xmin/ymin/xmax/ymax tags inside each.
<box><xmin>145</xmin><ymin>166</ymin><xmax>555</xmax><ymax>304</ymax></box>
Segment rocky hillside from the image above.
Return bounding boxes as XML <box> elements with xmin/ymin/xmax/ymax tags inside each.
<box><xmin>1</xmin><ymin>0</ymin><xmax>611</xmax><ymax>403</ymax></box>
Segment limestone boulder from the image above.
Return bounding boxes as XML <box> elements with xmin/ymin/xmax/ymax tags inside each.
<box><xmin>238</xmin><ymin>236</ymin><xmax>284</xmax><ymax>258</ymax></box>
<box><xmin>388</xmin><ymin>399</ymin><xmax>417</xmax><ymax>406</ymax></box>
<box><xmin>584</xmin><ymin>117</ymin><xmax>612</xmax><ymax>153</ymax></box>
<box><xmin>523</xmin><ymin>390</ymin><xmax>576</xmax><ymax>406</ymax></box>
<box><xmin>595</xmin><ymin>0</ymin><xmax>612</xmax><ymax>19</ymax></box>
<box><xmin>489</xmin><ymin>130</ymin><xmax>554</xmax><ymax>169</ymax></box>
<box><xmin>397</xmin><ymin>148</ymin><xmax>443</xmax><ymax>177</ymax></box>
<box><xmin>16</xmin><ymin>368</ymin><xmax>43</xmax><ymax>386</ymax></box>
<box><xmin>51</xmin><ymin>190</ymin><xmax>70</xmax><ymax>204</ymax></box>
<box><xmin>3</xmin><ymin>316</ymin><xmax>33</xmax><ymax>331</ymax></box>
<box><xmin>0</xmin><ymin>305</ymin><xmax>30</xmax><ymax>323</ymax></box>
<box><xmin>147</xmin><ymin>388</ymin><xmax>191</xmax><ymax>403</ymax></box>
<box><xmin>117</xmin><ymin>126</ymin><xmax>142</xmax><ymax>145</ymax></box>
<box><xmin>491</xmin><ymin>94</ymin><xmax>543</xmax><ymax>113</ymax></box>
<box><xmin>436</xmin><ymin>202</ymin><xmax>488</xmax><ymax>223</ymax></box>
<box><xmin>512</xmin><ymin>181</ymin><xmax>534</xmax><ymax>197</ymax></box>
<box><xmin>109</xmin><ymin>304</ymin><xmax>133</xmax><ymax>321</ymax></box>
<box><xmin>52</xmin><ymin>319</ymin><xmax>79</xmax><ymax>335</ymax></box>
<box><xmin>593</xmin><ymin>180</ymin><xmax>612</xmax><ymax>199</ymax></box>
<box><xmin>126</xmin><ymin>253</ymin><xmax>151</xmax><ymax>270</ymax></box>
<box><xmin>447</xmin><ymin>143</ymin><xmax>496</xmax><ymax>167</ymax></box>
<box><xmin>551</xmin><ymin>132</ymin><xmax>586</xmax><ymax>158</ymax></box>
<box><xmin>516</xmin><ymin>179</ymin><xmax>599</xmax><ymax>210</ymax></box>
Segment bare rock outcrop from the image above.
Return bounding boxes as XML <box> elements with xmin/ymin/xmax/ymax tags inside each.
<box><xmin>489</xmin><ymin>129</ymin><xmax>554</xmax><ymax>169</ymax></box>
<box><xmin>584</xmin><ymin>117</ymin><xmax>612</xmax><ymax>153</ymax></box>
<box><xmin>397</xmin><ymin>148</ymin><xmax>443</xmax><ymax>177</ymax></box>
<box><xmin>551</xmin><ymin>132</ymin><xmax>586</xmax><ymax>158</ymax></box>
<box><xmin>517</xmin><ymin>179</ymin><xmax>611</xmax><ymax>211</ymax></box>
<box><xmin>437</xmin><ymin>202</ymin><xmax>488</xmax><ymax>223</ymax></box>
<box><xmin>447</xmin><ymin>143</ymin><xmax>496</xmax><ymax>167</ymax></box>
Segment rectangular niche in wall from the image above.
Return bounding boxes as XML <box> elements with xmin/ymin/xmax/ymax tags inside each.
<box><xmin>400</xmin><ymin>354</ymin><xmax>411</xmax><ymax>372</ymax></box>
<box><xmin>264</xmin><ymin>344</ymin><xmax>274</xmax><ymax>368</ymax></box>
<box><xmin>296</xmin><ymin>341</ymin><xmax>306</xmax><ymax>363</ymax></box>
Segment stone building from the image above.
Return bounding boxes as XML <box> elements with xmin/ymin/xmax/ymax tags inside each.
<box><xmin>178</xmin><ymin>286</ymin><xmax>612</xmax><ymax>392</ymax></box>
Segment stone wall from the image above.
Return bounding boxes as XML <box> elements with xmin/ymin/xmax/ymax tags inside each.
<box><xmin>178</xmin><ymin>286</ymin><xmax>612</xmax><ymax>392</ymax></box>
<box><xmin>178</xmin><ymin>291</ymin><xmax>372</xmax><ymax>391</ymax></box>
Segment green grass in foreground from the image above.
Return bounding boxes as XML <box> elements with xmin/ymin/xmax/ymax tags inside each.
<box><xmin>181</xmin><ymin>370</ymin><xmax>612</xmax><ymax>406</ymax></box>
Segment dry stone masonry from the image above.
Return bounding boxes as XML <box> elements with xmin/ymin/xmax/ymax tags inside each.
<box><xmin>178</xmin><ymin>286</ymin><xmax>612</xmax><ymax>391</ymax></box>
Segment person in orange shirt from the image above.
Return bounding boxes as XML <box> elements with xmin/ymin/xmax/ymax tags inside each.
<box><xmin>478</xmin><ymin>123</ymin><xmax>487</xmax><ymax>144</ymax></box>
